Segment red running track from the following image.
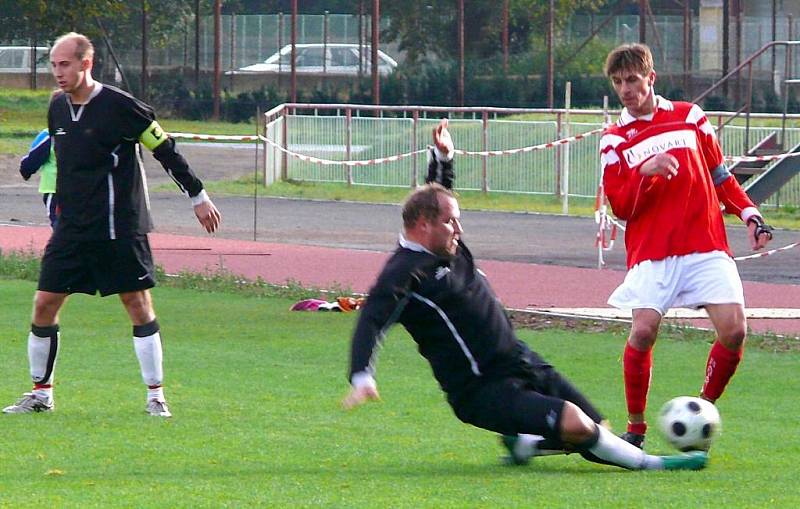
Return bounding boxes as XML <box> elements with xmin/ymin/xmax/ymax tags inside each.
<box><xmin>2</xmin><ymin>225</ymin><xmax>799</xmax><ymax>337</ymax></box>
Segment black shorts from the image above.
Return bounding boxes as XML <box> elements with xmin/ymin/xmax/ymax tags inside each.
<box><xmin>451</xmin><ymin>376</ymin><xmax>567</xmax><ymax>439</ymax></box>
<box><xmin>38</xmin><ymin>235</ymin><xmax>156</xmax><ymax>297</ymax></box>
<box><xmin>449</xmin><ymin>345</ymin><xmax>604</xmax><ymax>439</ymax></box>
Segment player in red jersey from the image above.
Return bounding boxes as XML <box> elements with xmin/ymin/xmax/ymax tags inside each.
<box><xmin>599</xmin><ymin>43</ymin><xmax>774</xmax><ymax>449</ymax></box>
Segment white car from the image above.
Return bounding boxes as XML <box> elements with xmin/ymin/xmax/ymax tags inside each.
<box><xmin>230</xmin><ymin>43</ymin><xmax>397</xmax><ymax>76</ymax></box>
<box><xmin>0</xmin><ymin>46</ymin><xmax>49</xmax><ymax>73</ymax></box>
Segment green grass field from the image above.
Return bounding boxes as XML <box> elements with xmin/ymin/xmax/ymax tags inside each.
<box><xmin>1</xmin><ymin>278</ymin><xmax>798</xmax><ymax>508</ymax></box>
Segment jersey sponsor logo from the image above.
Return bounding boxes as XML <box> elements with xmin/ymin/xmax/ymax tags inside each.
<box><xmin>621</xmin><ymin>129</ymin><xmax>697</xmax><ymax>168</ymax></box>
<box><xmin>54</xmin><ymin>127</ymin><xmax>66</xmax><ymax>136</ymax></box>
<box><xmin>625</xmin><ymin>128</ymin><xmax>638</xmax><ymax>140</ymax></box>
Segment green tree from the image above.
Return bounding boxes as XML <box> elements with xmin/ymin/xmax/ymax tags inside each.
<box><xmin>381</xmin><ymin>0</ymin><xmax>611</xmax><ymax>66</ymax></box>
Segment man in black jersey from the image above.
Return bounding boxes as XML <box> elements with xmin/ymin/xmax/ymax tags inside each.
<box><xmin>342</xmin><ymin>120</ymin><xmax>708</xmax><ymax>471</ymax></box>
<box><xmin>3</xmin><ymin>32</ymin><xmax>221</xmax><ymax>418</ymax></box>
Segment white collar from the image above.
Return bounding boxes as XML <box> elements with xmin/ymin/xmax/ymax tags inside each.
<box><xmin>399</xmin><ymin>232</ymin><xmax>433</xmax><ymax>255</ymax></box>
<box><xmin>618</xmin><ymin>95</ymin><xmax>673</xmax><ymax>126</ymax></box>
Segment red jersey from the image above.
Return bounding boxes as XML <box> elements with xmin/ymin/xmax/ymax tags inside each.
<box><xmin>600</xmin><ymin>96</ymin><xmax>758</xmax><ymax>268</ymax></box>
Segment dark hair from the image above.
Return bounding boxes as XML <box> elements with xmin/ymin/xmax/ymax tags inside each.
<box><xmin>402</xmin><ymin>183</ymin><xmax>454</xmax><ymax>229</ymax></box>
<box><xmin>52</xmin><ymin>32</ymin><xmax>95</xmax><ymax>61</ymax></box>
<box><xmin>604</xmin><ymin>43</ymin><xmax>653</xmax><ymax>77</ymax></box>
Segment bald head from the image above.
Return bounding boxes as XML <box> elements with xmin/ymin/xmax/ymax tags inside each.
<box><xmin>51</xmin><ymin>32</ymin><xmax>94</xmax><ymax>62</ymax></box>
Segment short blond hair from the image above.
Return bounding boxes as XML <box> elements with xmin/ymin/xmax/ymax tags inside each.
<box><xmin>52</xmin><ymin>32</ymin><xmax>95</xmax><ymax>62</ymax></box>
<box><xmin>604</xmin><ymin>43</ymin><xmax>653</xmax><ymax>77</ymax></box>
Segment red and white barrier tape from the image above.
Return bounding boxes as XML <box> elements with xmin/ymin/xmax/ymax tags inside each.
<box><xmin>169</xmin><ymin>132</ymin><xmax>263</xmax><ymax>142</ymax></box>
<box><xmin>262</xmin><ymin>136</ymin><xmax>428</xmax><ymax>166</ymax></box>
<box><xmin>455</xmin><ymin>127</ymin><xmax>604</xmax><ymax>157</ymax></box>
<box><xmin>257</xmin><ymin>128</ymin><xmax>602</xmax><ymax>166</ymax></box>
<box><xmin>733</xmin><ymin>241</ymin><xmax>800</xmax><ymax>261</ymax></box>
<box><xmin>725</xmin><ymin>151</ymin><xmax>800</xmax><ymax>164</ymax></box>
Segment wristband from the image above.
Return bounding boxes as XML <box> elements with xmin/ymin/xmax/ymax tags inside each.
<box><xmin>747</xmin><ymin>216</ymin><xmax>774</xmax><ymax>241</ymax></box>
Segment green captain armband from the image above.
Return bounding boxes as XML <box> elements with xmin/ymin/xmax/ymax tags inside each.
<box><xmin>139</xmin><ymin>120</ymin><xmax>168</xmax><ymax>151</ymax></box>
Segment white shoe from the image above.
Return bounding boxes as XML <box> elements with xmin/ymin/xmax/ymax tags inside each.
<box><xmin>146</xmin><ymin>399</ymin><xmax>172</xmax><ymax>418</ymax></box>
<box><xmin>3</xmin><ymin>392</ymin><xmax>54</xmax><ymax>414</ymax></box>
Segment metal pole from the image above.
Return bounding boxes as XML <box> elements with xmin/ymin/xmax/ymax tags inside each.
<box><xmin>412</xmin><ymin>110</ymin><xmax>419</xmax><ymax>187</ymax></box>
<box><xmin>281</xmin><ymin>107</ymin><xmax>288</xmax><ymax>180</ymax></box>
<box><xmin>722</xmin><ymin>0</ymin><xmax>729</xmax><ymax>98</ymax></box>
<box><xmin>481</xmin><ymin>110</ymin><xmax>489</xmax><ymax>192</ymax></box>
<box><xmin>547</xmin><ymin>0</ymin><xmax>555</xmax><ymax>108</ymax></box>
<box><xmin>291</xmin><ymin>0</ymin><xmax>297</xmax><ymax>103</ymax></box>
<box><xmin>253</xmin><ymin>107</ymin><xmax>260</xmax><ymax>241</ymax></box>
<box><xmin>458</xmin><ymin>0</ymin><xmax>465</xmax><ymax>106</ymax></box>
<box><xmin>230</xmin><ymin>13</ymin><xmax>236</xmax><ymax>90</ymax></box>
<box><xmin>346</xmin><ymin>108</ymin><xmax>353</xmax><ymax>186</ymax></box>
<box><xmin>194</xmin><ymin>0</ymin><xmax>200</xmax><ymax>87</ymax></box>
<box><xmin>30</xmin><ymin>31</ymin><xmax>37</xmax><ymax>90</ymax></box>
<box><xmin>639</xmin><ymin>0</ymin><xmax>647</xmax><ymax>43</ymax></box>
<box><xmin>683</xmin><ymin>0</ymin><xmax>690</xmax><ymax>97</ymax></box>
<box><xmin>141</xmin><ymin>0</ymin><xmax>149</xmax><ymax>101</ymax></box>
<box><xmin>278</xmin><ymin>13</ymin><xmax>283</xmax><ymax>89</ymax></box>
<box><xmin>598</xmin><ymin>95</ymin><xmax>610</xmax><ymax>269</ymax></box>
<box><xmin>212</xmin><ymin>0</ymin><xmax>221</xmax><ymax>120</ymax></box>
<box><xmin>562</xmin><ymin>82</ymin><xmax>571</xmax><ymax>215</ymax></box>
<box><xmin>735</xmin><ymin>0</ymin><xmax>742</xmax><ymax>105</ymax></box>
<box><xmin>772</xmin><ymin>0</ymin><xmax>777</xmax><ymax>85</ymax></box>
<box><xmin>358</xmin><ymin>0</ymin><xmax>364</xmax><ymax>78</ymax></box>
<box><xmin>323</xmin><ymin>11</ymin><xmax>329</xmax><ymax>74</ymax></box>
<box><xmin>502</xmin><ymin>0</ymin><xmax>509</xmax><ymax>74</ymax></box>
<box><xmin>555</xmin><ymin>111</ymin><xmax>562</xmax><ymax>197</ymax></box>
<box><xmin>372</xmin><ymin>0</ymin><xmax>380</xmax><ymax>105</ymax></box>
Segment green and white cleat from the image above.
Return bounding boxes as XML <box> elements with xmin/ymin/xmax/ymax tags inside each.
<box><xmin>661</xmin><ymin>450</ymin><xmax>708</xmax><ymax>471</ymax></box>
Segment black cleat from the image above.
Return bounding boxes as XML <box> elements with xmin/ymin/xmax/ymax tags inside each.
<box><xmin>620</xmin><ymin>431</ymin><xmax>646</xmax><ymax>449</ymax></box>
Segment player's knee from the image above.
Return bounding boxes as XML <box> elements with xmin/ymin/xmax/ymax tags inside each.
<box><xmin>558</xmin><ymin>401</ymin><xmax>596</xmax><ymax>445</ymax></box>
<box><xmin>719</xmin><ymin>321</ymin><xmax>747</xmax><ymax>349</ymax></box>
<box><xmin>628</xmin><ymin>323</ymin><xmax>658</xmax><ymax>350</ymax></box>
<box><xmin>32</xmin><ymin>291</ymin><xmax>64</xmax><ymax>325</ymax></box>
<box><xmin>119</xmin><ymin>291</ymin><xmax>155</xmax><ymax>324</ymax></box>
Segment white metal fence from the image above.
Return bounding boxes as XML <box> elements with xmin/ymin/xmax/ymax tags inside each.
<box><xmin>263</xmin><ymin>104</ymin><xmax>800</xmax><ymax>208</ymax></box>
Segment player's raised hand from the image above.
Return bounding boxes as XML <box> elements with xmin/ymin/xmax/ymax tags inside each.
<box><xmin>433</xmin><ymin>118</ymin><xmax>454</xmax><ymax>158</ymax></box>
<box><xmin>194</xmin><ymin>199</ymin><xmax>221</xmax><ymax>233</ymax></box>
<box><xmin>342</xmin><ymin>384</ymin><xmax>380</xmax><ymax>410</ymax></box>
<box><xmin>639</xmin><ymin>152</ymin><xmax>679</xmax><ymax>179</ymax></box>
<box><xmin>747</xmin><ymin>216</ymin><xmax>773</xmax><ymax>251</ymax></box>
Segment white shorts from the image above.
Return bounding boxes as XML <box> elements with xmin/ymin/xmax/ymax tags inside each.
<box><xmin>608</xmin><ymin>251</ymin><xmax>744</xmax><ymax>315</ymax></box>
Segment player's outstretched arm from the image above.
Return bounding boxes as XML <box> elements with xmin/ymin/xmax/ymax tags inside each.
<box><xmin>426</xmin><ymin>118</ymin><xmax>455</xmax><ymax>189</ymax></box>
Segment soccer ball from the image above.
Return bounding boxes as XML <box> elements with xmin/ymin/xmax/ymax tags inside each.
<box><xmin>658</xmin><ymin>396</ymin><xmax>721</xmax><ymax>451</ymax></box>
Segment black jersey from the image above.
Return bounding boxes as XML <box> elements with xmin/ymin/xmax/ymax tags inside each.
<box><xmin>349</xmin><ymin>237</ymin><xmax>528</xmax><ymax>397</ymax></box>
<box><xmin>47</xmin><ymin>84</ymin><xmax>204</xmax><ymax>240</ymax></box>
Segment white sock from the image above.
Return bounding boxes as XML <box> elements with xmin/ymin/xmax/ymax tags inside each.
<box><xmin>133</xmin><ymin>329</ymin><xmax>164</xmax><ymax>387</ymax></box>
<box><xmin>587</xmin><ymin>425</ymin><xmax>663</xmax><ymax>470</ymax></box>
<box><xmin>28</xmin><ymin>326</ymin><xmax>59</xmax><ymax>390</ymax></box>
<box><xmin>147</xmin><ymin>386</ymin><xmax>165</xmax><ymax>403</ymax></box>
<box><xmin>33</xmin><ymin>387</ymin><xmax>53</xmax><ymax>401</ymax></box>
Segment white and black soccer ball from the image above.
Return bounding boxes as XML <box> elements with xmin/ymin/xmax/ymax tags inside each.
<box><xmin>658</xmin><ymin>396</ymin><xmax>721</xmax><ymax>451</ymax></box>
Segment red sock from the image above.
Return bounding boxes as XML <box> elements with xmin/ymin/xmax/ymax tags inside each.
<box><xmin>623</xmin><ymin>342</ymin><xmax>652</xmax><ymax>433</ymax></box>
<box><xmin>702</xmin><ymin>340</ymin><xmax>743</xmax><ymax>401</ymax></box>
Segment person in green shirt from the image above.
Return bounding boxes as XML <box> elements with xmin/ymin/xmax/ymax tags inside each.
<box><xmin>20</xmin><ymin>128</ymin><xmax>58</xmax><ymax>227</ymax></box>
